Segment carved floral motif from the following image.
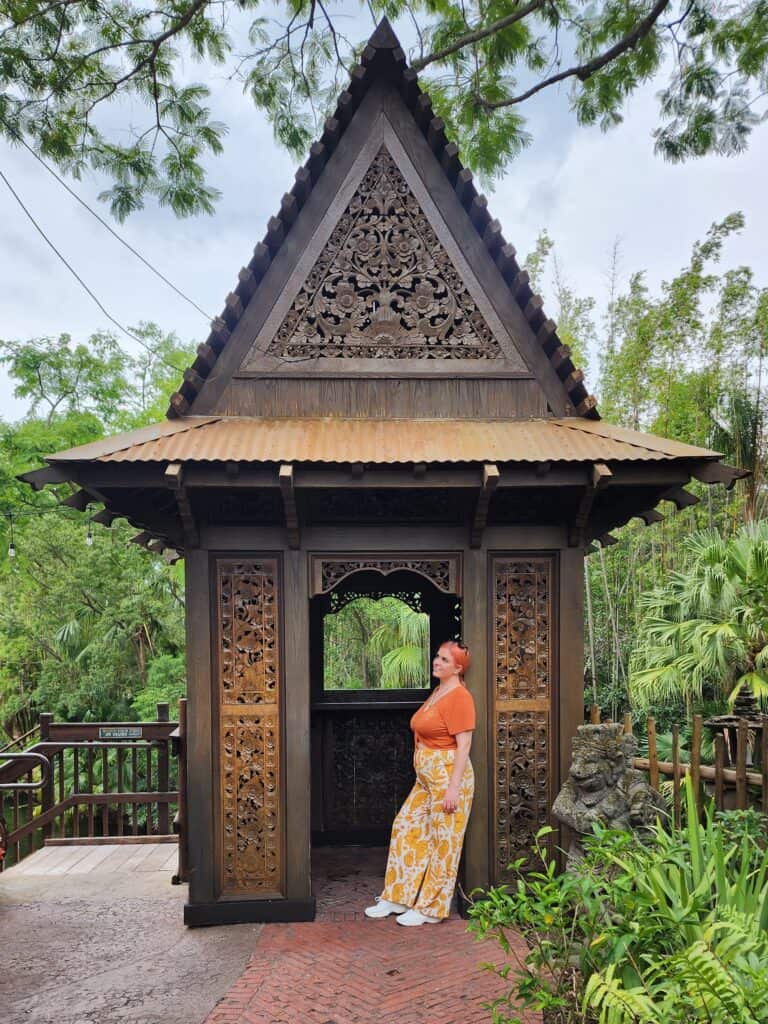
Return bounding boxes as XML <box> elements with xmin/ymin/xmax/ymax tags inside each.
<box><xmin>493</xmin><ymin>558</ymin><xmax>553</xmax><ymax>879</ymax></box>
<box><xmin>217</xmin><ymin>559</ymin><xmax>282</xmax><ymax>896</ymax></box>
<box><xmin>266</xmin><ymin>146</ymin><xmax>503</xmax><ymax>360</ymax></box>
<box><xmin>320</xmin><ymin>558</ymin><xmax>453</xmax><ymax>593</ymax></box>
<box><xmin>221</xmin><ymin>712</ymin><xmax>281</xmax><ymax>893</ymax></box>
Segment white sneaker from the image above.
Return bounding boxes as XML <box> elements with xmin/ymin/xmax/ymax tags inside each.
<box><xmin>395</xmin><ymin>908</ymin><xmax>442</xmax><ymax>926</ymax></box>
<box><xmin>364</xmin><ymin>896</ymin><xmax>410</xmax><ymax>918</ymax></box>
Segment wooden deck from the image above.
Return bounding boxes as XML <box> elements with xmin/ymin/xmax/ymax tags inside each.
<box><xmin>3</xmin><ymin>839</ymin><xmax>179</xmax><ymax>877</ymax></box>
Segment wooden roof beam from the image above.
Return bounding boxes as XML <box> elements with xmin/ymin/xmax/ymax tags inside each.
<box><xmin>660</xmin><ymin>486</ymin><xmax>699</xmax><ymax>510</ymax></box>
<box><xmin>17</xmin><ymin>465</ymin><xmax>74</xmax><ymax>490</ymax></box>
<box><xmin>279</xmin><ymin>463</ymin><xmax>300</xmax><ymax>549</ymax></box>
<box><xmin>470</xmin><ymin>463</ymin><xmax>500</xmax><ymax>549</ymax></box>
<box><xmin>691</xmin><ymin>460</ymin><xmax>749</xmax><ymax>490</ymax></box>
<box><xmin>568</xmin><ymin>462</ymin><xmax>612</xmax><ymax>547</ymax></box>
<box><xmin>164</xmin><ymin>463</ymin><xmax>199</xmax><ymax>549</ymax></box>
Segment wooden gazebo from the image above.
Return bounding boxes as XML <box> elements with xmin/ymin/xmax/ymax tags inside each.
<box><xmin>22</xmin><ymin>19</ymin><xmax>739</xmax><ymax>926</ymax></box>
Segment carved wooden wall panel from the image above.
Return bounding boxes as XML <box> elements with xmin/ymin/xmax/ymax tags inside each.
<box><xmin>263</xmin><ymin>146</ymin><xmax>503</xmax><ymax>361</ymax></box>
<box><xmin>492</xmin><ymin>557</ymin><xmax>554</xmax><ymax>881</ymax></box>
<box><xmin>216</xmin><ymin>558</ymin><xmax>283</xmax><ymax>897</ymax></box>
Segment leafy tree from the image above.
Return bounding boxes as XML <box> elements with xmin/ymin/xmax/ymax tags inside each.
<box><xmin>629</xmin><ymin>522</ymin><xmax>768</xmax><ymax>712</ymax></box>
<box><xmin>0</xmin><ymin>326</ymin><xmax>192</xmax><ymax>740</ymax></box>
<box><xmin>2</xmin><ymin>0</ymin><xmax>768</xmax><ymax>217</ymax></box>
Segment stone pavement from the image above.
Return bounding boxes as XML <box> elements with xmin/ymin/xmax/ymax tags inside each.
<box><xmin>1</xmin><ymin>843</ymin><xmax>537</xmax><ymax>1024</ymax></box>
<box><xmin>0</xmin><ymin>844</ymin><xmax>262</xmax><ymax>1024</ymax></box>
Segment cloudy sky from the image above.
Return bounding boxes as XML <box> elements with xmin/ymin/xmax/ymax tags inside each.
<box><xmin>1</xmin><ymin>7</ymin><xmax>766</xmax><ymax>422</ymax></box>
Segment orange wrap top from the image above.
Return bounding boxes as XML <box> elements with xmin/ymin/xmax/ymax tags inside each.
<box><xmin>410</xmin><ymin>684</ymin><xmax>476</xmax><ymax>750</ymax></box>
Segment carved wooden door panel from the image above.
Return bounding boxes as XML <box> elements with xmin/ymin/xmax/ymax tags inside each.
<box><xmin>216</xmin><ymin>558</ymin><xmax>283</xmax><ymax>898</ymax></box>
<box><xmin>492</xmin><ymin>556</ymin><xmax>555</xmax><ymax>882</ymax></box>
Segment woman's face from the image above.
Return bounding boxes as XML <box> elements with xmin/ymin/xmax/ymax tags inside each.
<box><xmin>432</xmin><ymin>645</ymin><xmax>461</xmax><ymax>680</ymax></box>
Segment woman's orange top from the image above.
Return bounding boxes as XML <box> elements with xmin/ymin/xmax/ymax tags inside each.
<box><xmin>410</xmin><ymin>684</ymin><xmax>476</xmax><ymax>750</ymax></box>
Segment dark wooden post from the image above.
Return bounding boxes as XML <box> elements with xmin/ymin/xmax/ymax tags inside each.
<box><xmin>157</xmin><ymin>702</ymin><xmax>170</xmax><ymax>834</ymax></box>
<box><xmin>714</xmin><ymin>734</ymin><xmax>725</xmax><ymax>811</ymax></box>
<box><xmin>174</xmin><ymin>698</ymin><xmax>189</xmax><ymax>884</ymax></box>
<box><xmin>736</xmin><ymin>718</ymin><xmax>748</xmax><ymax>809</ymax></box>
<box><xmin>647</xmin><ymin>717</ymin><xmax>659</xmax><ymax>791</ymax></box>
<box><xmin>691</xmin><ymin>714</ymin><xmax>702</xmax><ymax>818</ymax></box>
<box><xmin>39</xmin><ymin>712</ymin><xmax>54</xmax><ymax>842</ymax></box>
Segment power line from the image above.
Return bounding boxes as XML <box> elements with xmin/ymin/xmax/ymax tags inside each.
<box><xmin>14</xmin><ymin>135</ymin><xmax>214</xmax><ymax>323</ymax></box>
<box><xmin>0</xmin><ymin>167</ymin><xmax>184</xmax><ymax>375</ymax></box>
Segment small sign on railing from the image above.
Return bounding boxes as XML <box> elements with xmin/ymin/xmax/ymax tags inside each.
<box><xmin>98</xmin><ymin>727</ymin><xmax>143</xmax><ymax>739</ymax></box>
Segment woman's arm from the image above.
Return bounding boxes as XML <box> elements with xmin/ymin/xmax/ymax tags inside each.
<box><xmin>443</xmin><ymin>730</ymin><xmax>473</xmax><ymax>813</ymax></box>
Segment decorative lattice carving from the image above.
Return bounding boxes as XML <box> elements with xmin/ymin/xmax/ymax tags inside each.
<box><xmin>494</xmin><ymin>560</ymin><xmax>550</xmax><ymax>701</ymax></box>
<box><xmin>320</xmin><ymin>558</ymin><xmax>453</xmax><ymax>593</ymax></box>
<box><xmin>319</xmin><ymin>711</ymin><xmax>415</xmax><ymax>831</ymax></box>
<box><xmin>219</xmin><ymin>560</ymin><xmax>279</xmax><ymax>705</ymax></box>
<box><xmin>266</xmin><ymin>146</ymin><xmax>503</xmax><ymax>360</ymax></box>
<box><xmin>217</xmin><ymin>559</ymin><xmax>282</xmax><ymax>897</ymax></box>
<box><xmin>493</xmin><ymin>557</ymin><xmax>553</xmax><ymax>880</ymax></box>
<box><xmin>495</xmin><ymin>710</ymin><xmax>549</xmax><ymax>878</ymax></box>
<box><xmin>221</xmin><ymin>711</ymin><xmax>281</xmax><ymax>893</ymax></box>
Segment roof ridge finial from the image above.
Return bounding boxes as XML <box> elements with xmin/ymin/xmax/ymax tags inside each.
<box><xmin>368</xmin><ymin>16</ymin><xmax>400</xmax><ymax>50</ymax></box>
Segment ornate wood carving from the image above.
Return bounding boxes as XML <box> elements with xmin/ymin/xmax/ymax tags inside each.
<box><xmin>493</xmin><ymin>557</ymin><xmax>554</xmax><ymax>880</ymax></box>
<box><xmin>319</xmin><ymin>557</ymin><xmax>454</xmax><ymax>594</ymax></box>
<box><xmin>219</xmin><ymin>560</ymin><xmax>279</xmax><ymax>705</ymax></box>
<box><xmin>319</xmin><ymin>710</ymin><xmax>415</xmax><ymax>831</ymax></box>
<box><xmin>217</xmin><ymin>558</ymin><xmax>283</xmax><ymax>897</ymax></box>
<box><xmin>264</xmin><ymin>146</ymin><xmax>503</xmax><ymax>360</ymax></box>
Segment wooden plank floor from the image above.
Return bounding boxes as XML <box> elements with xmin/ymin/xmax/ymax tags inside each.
<box><xmin>3</xmin><ymin>841</ymin><xmax>179</xmax><ymax>876</ymax></box>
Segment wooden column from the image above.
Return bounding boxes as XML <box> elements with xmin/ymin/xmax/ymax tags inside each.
<box><xmin>183</xmin><ymin>549</ymin><xmax>215</xmax><ymax>917</ymax></box>
<box><xmin>461</xmin><ymin>545</ymin><xmax>489</xmax><ymax>893</ymax></box>
<box><xmin>283</xmin><ymin>546</ymin><xmax>313</xmax><ymax>902</ymax></box>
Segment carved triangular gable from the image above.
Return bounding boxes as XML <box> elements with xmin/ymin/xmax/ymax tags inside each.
<box><xmin>170</xmin><ymin>20</ymin><xmax>599</xmax><ymax>420</ymax></box>
<box><xmin>259</xmin><ymin>146</ymin><xmax>502</xmax><ymax>362</ymax></box>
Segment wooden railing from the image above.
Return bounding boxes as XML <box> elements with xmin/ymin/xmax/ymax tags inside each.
<box><xmin>589</xmin><ymin>705</ymin><xmax>768</xmax><ymax>826</ymax></box>
<box><xmin>0</xmin><ymin>700</ymin><xmax>188</xmax><ymax>881</ymax></box>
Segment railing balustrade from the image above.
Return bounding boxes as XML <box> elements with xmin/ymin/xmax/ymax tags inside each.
<box><xmin>0</xmin><ymin>700</ymin><xmax>187</xmax><ymax>883</ymax></box>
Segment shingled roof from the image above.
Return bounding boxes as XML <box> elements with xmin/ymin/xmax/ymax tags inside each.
<box><xmin>167</xmin><ymin>17</ymin><xmax>597</xmax><ymax>421</ymax></box>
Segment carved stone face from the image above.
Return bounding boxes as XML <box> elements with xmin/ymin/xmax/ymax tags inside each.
<box><xmin>567</xmin><ymin>724</ymin><xmax>634</xmax><ymax>804</ymax></box>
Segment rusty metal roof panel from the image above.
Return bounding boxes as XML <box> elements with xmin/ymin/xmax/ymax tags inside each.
<box><xmin>57</xmin><ymin>416</ymin><xmax>723</xmax><ymax>465</ymax></box>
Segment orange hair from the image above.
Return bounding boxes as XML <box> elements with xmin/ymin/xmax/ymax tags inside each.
<box><xmin>439</xmin><ymin>640</ymin><xmax>471</xmax><ymax>676</ymax></box>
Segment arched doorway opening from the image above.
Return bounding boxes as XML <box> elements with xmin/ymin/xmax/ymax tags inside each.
<box><xmin>309</xmin><ymin>565</ymin><xmax>461</xmax><ymax>915</ymax></box>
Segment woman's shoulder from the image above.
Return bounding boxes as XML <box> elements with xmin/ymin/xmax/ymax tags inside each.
<box><xmin>446</xmin><ymin>684</ymin><xmax>475</xmax><ymax>706</ymax></box>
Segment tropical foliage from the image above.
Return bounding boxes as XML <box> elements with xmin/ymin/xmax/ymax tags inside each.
<box><xmin>629</xmin><ymin>522</ymin><xmax>768</xmax><ymax>711</ymax></box>
<box><xmin>323</xmin><ymin>596</ymin><xmax>431</xmax><ymax>690</ymax></box>
<box><xmin>2</xmin><ymin>0</ymin><xmax>768</xmax><ymax>216</ymax></box>
<box><xmin>468</xmin><ymin>778</ymin><xmax>768</xmax><ymax>1023</ymax></box>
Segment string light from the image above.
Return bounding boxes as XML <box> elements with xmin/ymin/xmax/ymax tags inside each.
<box><xmin>7</xmin><ymin>513</ymin><xmax>15</xmax><ymax>559</ymax></box>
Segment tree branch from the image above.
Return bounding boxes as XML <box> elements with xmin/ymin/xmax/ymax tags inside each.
<box><xmin>412</xmin><ymin>0</ymin><xmax>548</xmax><ymax>72</ymax></box>
<box><xmin>482</xmin><ymin>0</ymin><xmax>671</xmax><ymax>110</ymax></box>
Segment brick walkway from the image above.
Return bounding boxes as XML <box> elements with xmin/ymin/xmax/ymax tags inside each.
<box><xmin>204</xmin><ymin>847</ymin><xmax>539</xmax><ymax>1024</ymax></box>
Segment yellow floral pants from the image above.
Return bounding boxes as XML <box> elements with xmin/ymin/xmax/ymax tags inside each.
<box><xmin>380</xmin><ymin>746</ymin><xmax>474</xmax><ymax>919</ymax></box>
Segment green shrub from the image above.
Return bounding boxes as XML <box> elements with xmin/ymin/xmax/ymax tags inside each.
<box><xmin>467</xmin><ymin>777</ymin><xmax>768</xmax><ymax>1023</ymax></box>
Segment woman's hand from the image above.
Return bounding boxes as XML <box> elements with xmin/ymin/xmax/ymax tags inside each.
<box><xmin>443</xmin><ymin>784</ymin><xmax>460</xmax><ymax>813</ymax></box>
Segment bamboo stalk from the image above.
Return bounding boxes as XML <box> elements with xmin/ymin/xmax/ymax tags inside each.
<box><xmin>623</xmin><ymin>712</ymin><xmax>632</xmax><ymax>735</ymax></box>
<box><xmin>590</xmin><ymin>704</ymin><xmax>601</xmax><ymax>725</ymax></box>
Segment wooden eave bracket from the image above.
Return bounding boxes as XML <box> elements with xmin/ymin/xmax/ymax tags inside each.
<box><xmin>470</xmin><ymin>463</ymin><xmax>500</xmax><ymax>548</ymax></box>
<box><xmin>568</xmin><ymin>462</ymin><xmax>613</xmax><ymax>547</ymax></box>
<box><xmin>164</xmin><ymin>462</ymin><xmax>199</xmax><ymax>549</ymax></box>
<box><xmin>659</xmin><ymin>486</ymin><xmax>699</xmax><ymax>510</ymax></box>
<box><xmin>60</xmin><ymin>488</ymin><xmax>97</xmax><ymax>511</ymax></box>
<box><xmin>279</xmin><ymin>463</ymin><xmax>300</xmax><ymax>549</ymax></box>
<box><xmin>691</xmin><ymin>460</ymin><xmax>749</xmax><ymax>490</ymax></box>
<box><xmin>17</xmin><ymin>464</ymin><xmax>73</xmax><ymax>490</ymax></box>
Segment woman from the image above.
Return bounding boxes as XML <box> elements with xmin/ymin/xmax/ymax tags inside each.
<box><xmin>364</xmin><ymin>640</ymin><xmax>475</xmax><ymax>926</ymax></box>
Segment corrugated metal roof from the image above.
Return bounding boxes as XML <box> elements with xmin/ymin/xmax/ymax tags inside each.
<box><xmin>47</xmin><ymin>416</ymin><xmax>721</xmax><ymax>466</ymax></box>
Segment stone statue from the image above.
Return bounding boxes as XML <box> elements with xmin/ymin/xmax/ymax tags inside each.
<box><xmin>553</xmin><ymin>723</ymin><xmax>667</xmax><ymax>863</ymax></box>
